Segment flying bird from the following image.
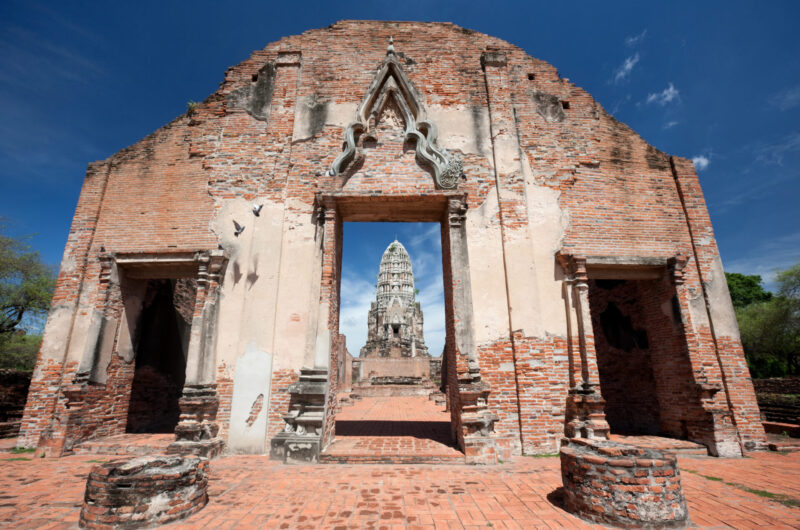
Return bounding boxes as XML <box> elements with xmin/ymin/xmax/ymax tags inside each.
<box><xmin>252</xmin><ymin>204</ymin><xmax>263</xmax><ymax>216</ymax></box>
<box><xmin>233</xmin><ymin>220</ymin><xmax>245</xmax><ymax>237</ymax></box>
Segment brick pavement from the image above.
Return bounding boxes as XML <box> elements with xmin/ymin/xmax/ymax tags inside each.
<box><xmin>1</xmin><ymin>444</ymin><xmax>799</xmax><ymax>529</ymax></box>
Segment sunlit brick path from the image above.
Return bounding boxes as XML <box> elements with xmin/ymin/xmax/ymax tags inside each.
<box><xmin>321</xmin><ymin>395</ymin><xmax>464</xmax><ymax>463</ymax></box>
<box><xmin>1</xmin><ymin>447</ymin><xmax>800</xmax><ymax>529</ymax></box>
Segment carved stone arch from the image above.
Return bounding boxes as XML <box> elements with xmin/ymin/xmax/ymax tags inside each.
<box><xmin>327</xmin><ymin>41</ymin><xmax>462</xmax><ymax>189</ymax></box>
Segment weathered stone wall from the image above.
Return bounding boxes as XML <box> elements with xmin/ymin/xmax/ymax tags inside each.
<box><xmin>357</xmin><ymin>358</ymin><xmax>431</xmax><ymax>382</ymax></box>
<box><xmin>753</xmin><ymin>377</ymin><xmax>800</xmax><ymax>425</ymax></box>
<box><xmin>19</xmin><ymin>20</ymin><xmax>764</xmax><ymax>457</ymax></box>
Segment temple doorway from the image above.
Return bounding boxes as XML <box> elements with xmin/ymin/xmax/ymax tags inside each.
<box><xmin>125</xmin><ymin>279</ymin><xmax>193</xmax><ymax>434</ymax></box>
<box><xmin>323</xmin><ymin>220</ymin><xmax>462</xmax><ymax>462</ymax></box>
<box><xmin>588</xmin><ymin>275</ymin><xmax>710</xmax><ymax>454</ymax></box>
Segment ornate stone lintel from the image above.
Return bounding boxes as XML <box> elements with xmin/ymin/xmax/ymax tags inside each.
<box><xmin>270</xmin><ymin>367</ymin><xmax>328</xmax><ymax>464</ymax></box>
<box><xmin>326</xmin><ymin>41</ymin><xmax>461</xmax><ymax>190</ymax></box>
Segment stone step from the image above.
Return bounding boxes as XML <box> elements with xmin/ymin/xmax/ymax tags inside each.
<box><xmin>319</xmin><ymin>453</ymin><xmax>465</xmax><ymax>464</ymax></box>
<box><xmin>768</xmin><ymin>441</ymin><xmax>800</xmax><ymax>452</ymax></box>
<box><xmin>72</xmin><ymin>434</ymin><xmax>174</xmax><ymax>456</ymax></box>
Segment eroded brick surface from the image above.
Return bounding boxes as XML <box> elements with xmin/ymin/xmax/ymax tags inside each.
<box><xmin>18</xmin><ymin>20</ymin><xmax>764</xmax><ymax>460</ymax></box>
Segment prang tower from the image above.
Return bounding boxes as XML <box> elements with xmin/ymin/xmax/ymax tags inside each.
<box><xmin>360</xmin><ymin>240</ymin><xmax>429</xmax><ymax>359</ymax></box>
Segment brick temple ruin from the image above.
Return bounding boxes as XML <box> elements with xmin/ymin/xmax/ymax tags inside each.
<box><xmin>19</xmin><ymin>21</ymin><xmax>766</xmax><ymax>464</ymax></box>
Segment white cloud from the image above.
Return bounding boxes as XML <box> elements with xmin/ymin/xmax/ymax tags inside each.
<box><xmin>625</xmin><ymin>29</ymin><xmax>648</xmax><ymax>47</ymax></box>
<box><xmin>338</xmin><ymin>274</ymin><xmax>377</xmax><ymax>357</ymax></box>
<box><xmin>692</xmin><ymin>155</ymin><xmax>710</xmax><ymax>171</ymax></box>
<box><xmin>646</xmin><ymin>83</ymin><xmax>680</xmax><ymax>106</ymax></box>
<box><xmin>613</xmin><ymin>53</ymin><xmax>640</xmax><ymax>84</ymax></box>
<box><xmin>768</xmin><ymin>84</ymin><xmax>800</xmax><ymax>111</ymax></box>
<box><xmin>755</xmin><ymin>132</ymin><xmax>800</xmax><ymax>166</ymax></box>
<box><xmin>610</xmin><ymin>94</ymin><xmax>631</xmax><ymax>114</ymax></box>
<box><xmin>663</xmin><ymin>120</ymin><xmax>679</xmax><ymax>130</ymax></box>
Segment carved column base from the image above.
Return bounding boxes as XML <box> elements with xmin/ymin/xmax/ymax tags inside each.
<box><xmin>565</xmin><ymin>384</ymin><xmax>610</xmax><ymax>440</ymax></box>
<box><xmin>270</xmin><ymin>368</ymin><xmax>328</xmax><ymax>464</ymax></box>
<box><xmin>458</xmin><ymin>372</ymin><xmax>500</xmax><ymax>464</ymax></box>
<box><xmin>687</xmin><ymin>408</ymin><xmax>743</xmax><ymax>457</ymax></box>
<box><xmin>688</xmin><ymin>378</ymin><xmax>744</xmax><ymax>457</ymax></box>
<box><xmin>167</xmin><ymin>384</ymin><xmax>224</xmax><ymax>459</ymax></box>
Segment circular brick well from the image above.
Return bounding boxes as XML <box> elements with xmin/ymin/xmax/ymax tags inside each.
<box><xmin>560</xmin><ymin>437</ymin><xmax>688</xmax><ymax>528</ymax></box>
<box><xmin>79</xmin><ymin>455</ymin><xmax>208</xmax><ymax>528</ymax></box>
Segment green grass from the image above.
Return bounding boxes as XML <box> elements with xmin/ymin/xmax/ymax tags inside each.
<box><xmin>88</xmin><ymin>459</ymin><xmax>107</xmax><ymax>463</ymax></box>
<box><xmin>526</xmin><ymin>453</ymin><xmax>559</xmax><ymax>458</ymax></box>
<box><xmin>5</xmin><ymin>457</ymin><xmax>32</xmax><ymax>461</ymax></box>
<box><xmin>10</xmin><ymin>447</ymin><xmax>35</xmax><ymax>454</ymax></box>
<box><xmin>684</xmin><ymin>469</ymin><xmax>800</xmax><ymax>508</ymax></box>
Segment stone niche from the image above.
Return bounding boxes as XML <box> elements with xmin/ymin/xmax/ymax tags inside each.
<box><xmin>79</xmin><ymin>455</ymin><xmax>208</xmax><ymax>528</ymax></box>
<box><xmin>560</xmin><ymin>437</ymin><xmax>688</xmax><ymax>528</ymax></box>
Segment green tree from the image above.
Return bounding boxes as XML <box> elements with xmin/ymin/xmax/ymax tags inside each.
<box><xmin>0</xmin><ymin>332</ymin><xmax>44</xmax><ymax>370</ymax></box>
<box><xmin>0</xmin><ymin>222</ymin><xmax>56</xmax><ymax>335</ymax></box>
<box><xmin>776</xmin><ymin>262</ymin><xmax>800</xmax><ymax>300</ymax></box>
<box><xmin>734</xmin><ymin>262</ymin><xmax>800</xmax><ymax>377</ymax></box>
<box><xmin>0</xmin><ymin>222</ymin><xmax>56</xmax><ymax>370</ymax></box>
<box><xmin>725</xmin><ymin>272</ymin><xmax>772</xmax><ymax>308</ymax></box>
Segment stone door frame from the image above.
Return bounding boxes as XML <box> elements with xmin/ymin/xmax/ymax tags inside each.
<box><xmin>310</xmin><ymin>191</ymin><xmax>501</xmax><ymax>464</ymax></box>
<box><xmin>557</xmin><ymin>253</ymin><xmax>740</xmax><ymax>456</ymax></box>
<box><xmin>44</xmin><ymin>250</ymin><xmax>229</xmax><ymax>457</ymax></box>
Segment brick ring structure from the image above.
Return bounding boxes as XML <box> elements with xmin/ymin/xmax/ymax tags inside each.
<box><xmin>79</xmin><ymin>455</ymin><xmax>209</xmax><ymax>529</ymax></box>
<box><xmin>560</xmin><ymin>437</ymin><xmax>688</xmax><ymax>528</ymax></box>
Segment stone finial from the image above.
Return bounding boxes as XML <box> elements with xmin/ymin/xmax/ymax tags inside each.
<box><xmin>387</xmin><ymin>36</ymin><xmax>395</xmax><ymax>56</ymax></box>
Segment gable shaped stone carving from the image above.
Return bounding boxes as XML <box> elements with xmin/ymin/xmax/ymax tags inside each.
<box><xmin>327</xmin><ymin>40</ymin><xmax>462</xmax><ymax>189</ymax></box>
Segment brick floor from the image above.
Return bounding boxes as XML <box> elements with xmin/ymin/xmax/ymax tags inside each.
<box><xmin>322</xmin><ymin>396</ymin><xmax>464</xmax><ymax>463</ymax></box>
<box><xmin>609</xmin><ymin>433</ymin><xmax>709</xmax><ymax>455</ymax></box>
<box><xmin>1</xmin><ymin>449</ymin><xmax>799</xmax><ymax>529</ymax></box>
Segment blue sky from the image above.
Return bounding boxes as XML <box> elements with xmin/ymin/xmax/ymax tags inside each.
<box><xmin>1</xmin><ymin>1</ymin><xmax>799</xmax><ymax>352</ymax></box>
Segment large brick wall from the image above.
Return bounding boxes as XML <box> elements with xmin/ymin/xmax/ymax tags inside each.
<box><xmin>20</xmin><ymin>20</ymin><xmax>764</xmax><ymax>457</ymax></box>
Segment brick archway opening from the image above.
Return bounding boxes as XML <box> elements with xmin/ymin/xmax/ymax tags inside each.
<box><xmin>317</xmin><ymin>193</ymin><xmax>469</xmax><ymax>464</ymax></box>
<box><xmin>64</xmin><ymin>252</ymin><xmax>225</xmax><ymax>457</ymax></box>
<box><xmin>587</xmin><ymin>273</ymin><xmax>711</xmax><ymax>455</ymax></box>
<box><xmin>125</xmin><ymin>278</ymin><xmax>195</xmax><ymax>434</ymax></box>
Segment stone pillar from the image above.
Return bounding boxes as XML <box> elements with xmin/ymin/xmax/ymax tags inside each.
<box><xmin>270</xmin><ymin>198</ymin><xmax>332</xmax><ymax>463</ymax></box>
<box><xmin>447</xmin><ymin>197</ymin><xmax>499</xmax><ymax>464</ymax></box>
<box><xmin>559</xmin><ymin>255</ymin><xmax>609</xmax><ymax>440</ymax></box>
<box><xmin>35</xmin><ymin>254</ymin><xmax>117</xmax><ymax>457</ymax></box>
<box><xmin>168</xmin><ymin>250</ymin><xmax>227</xmax><ymax>458</ymax></box>
<box><xmin>669</xmin><ymin>255</ymin><xmax>742</xmax><ymax>457</ymax></box>
<box><xmin>19</xmin><ymin>161</ymin><xmax>112</xmax><ymax>450</ymax></box>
